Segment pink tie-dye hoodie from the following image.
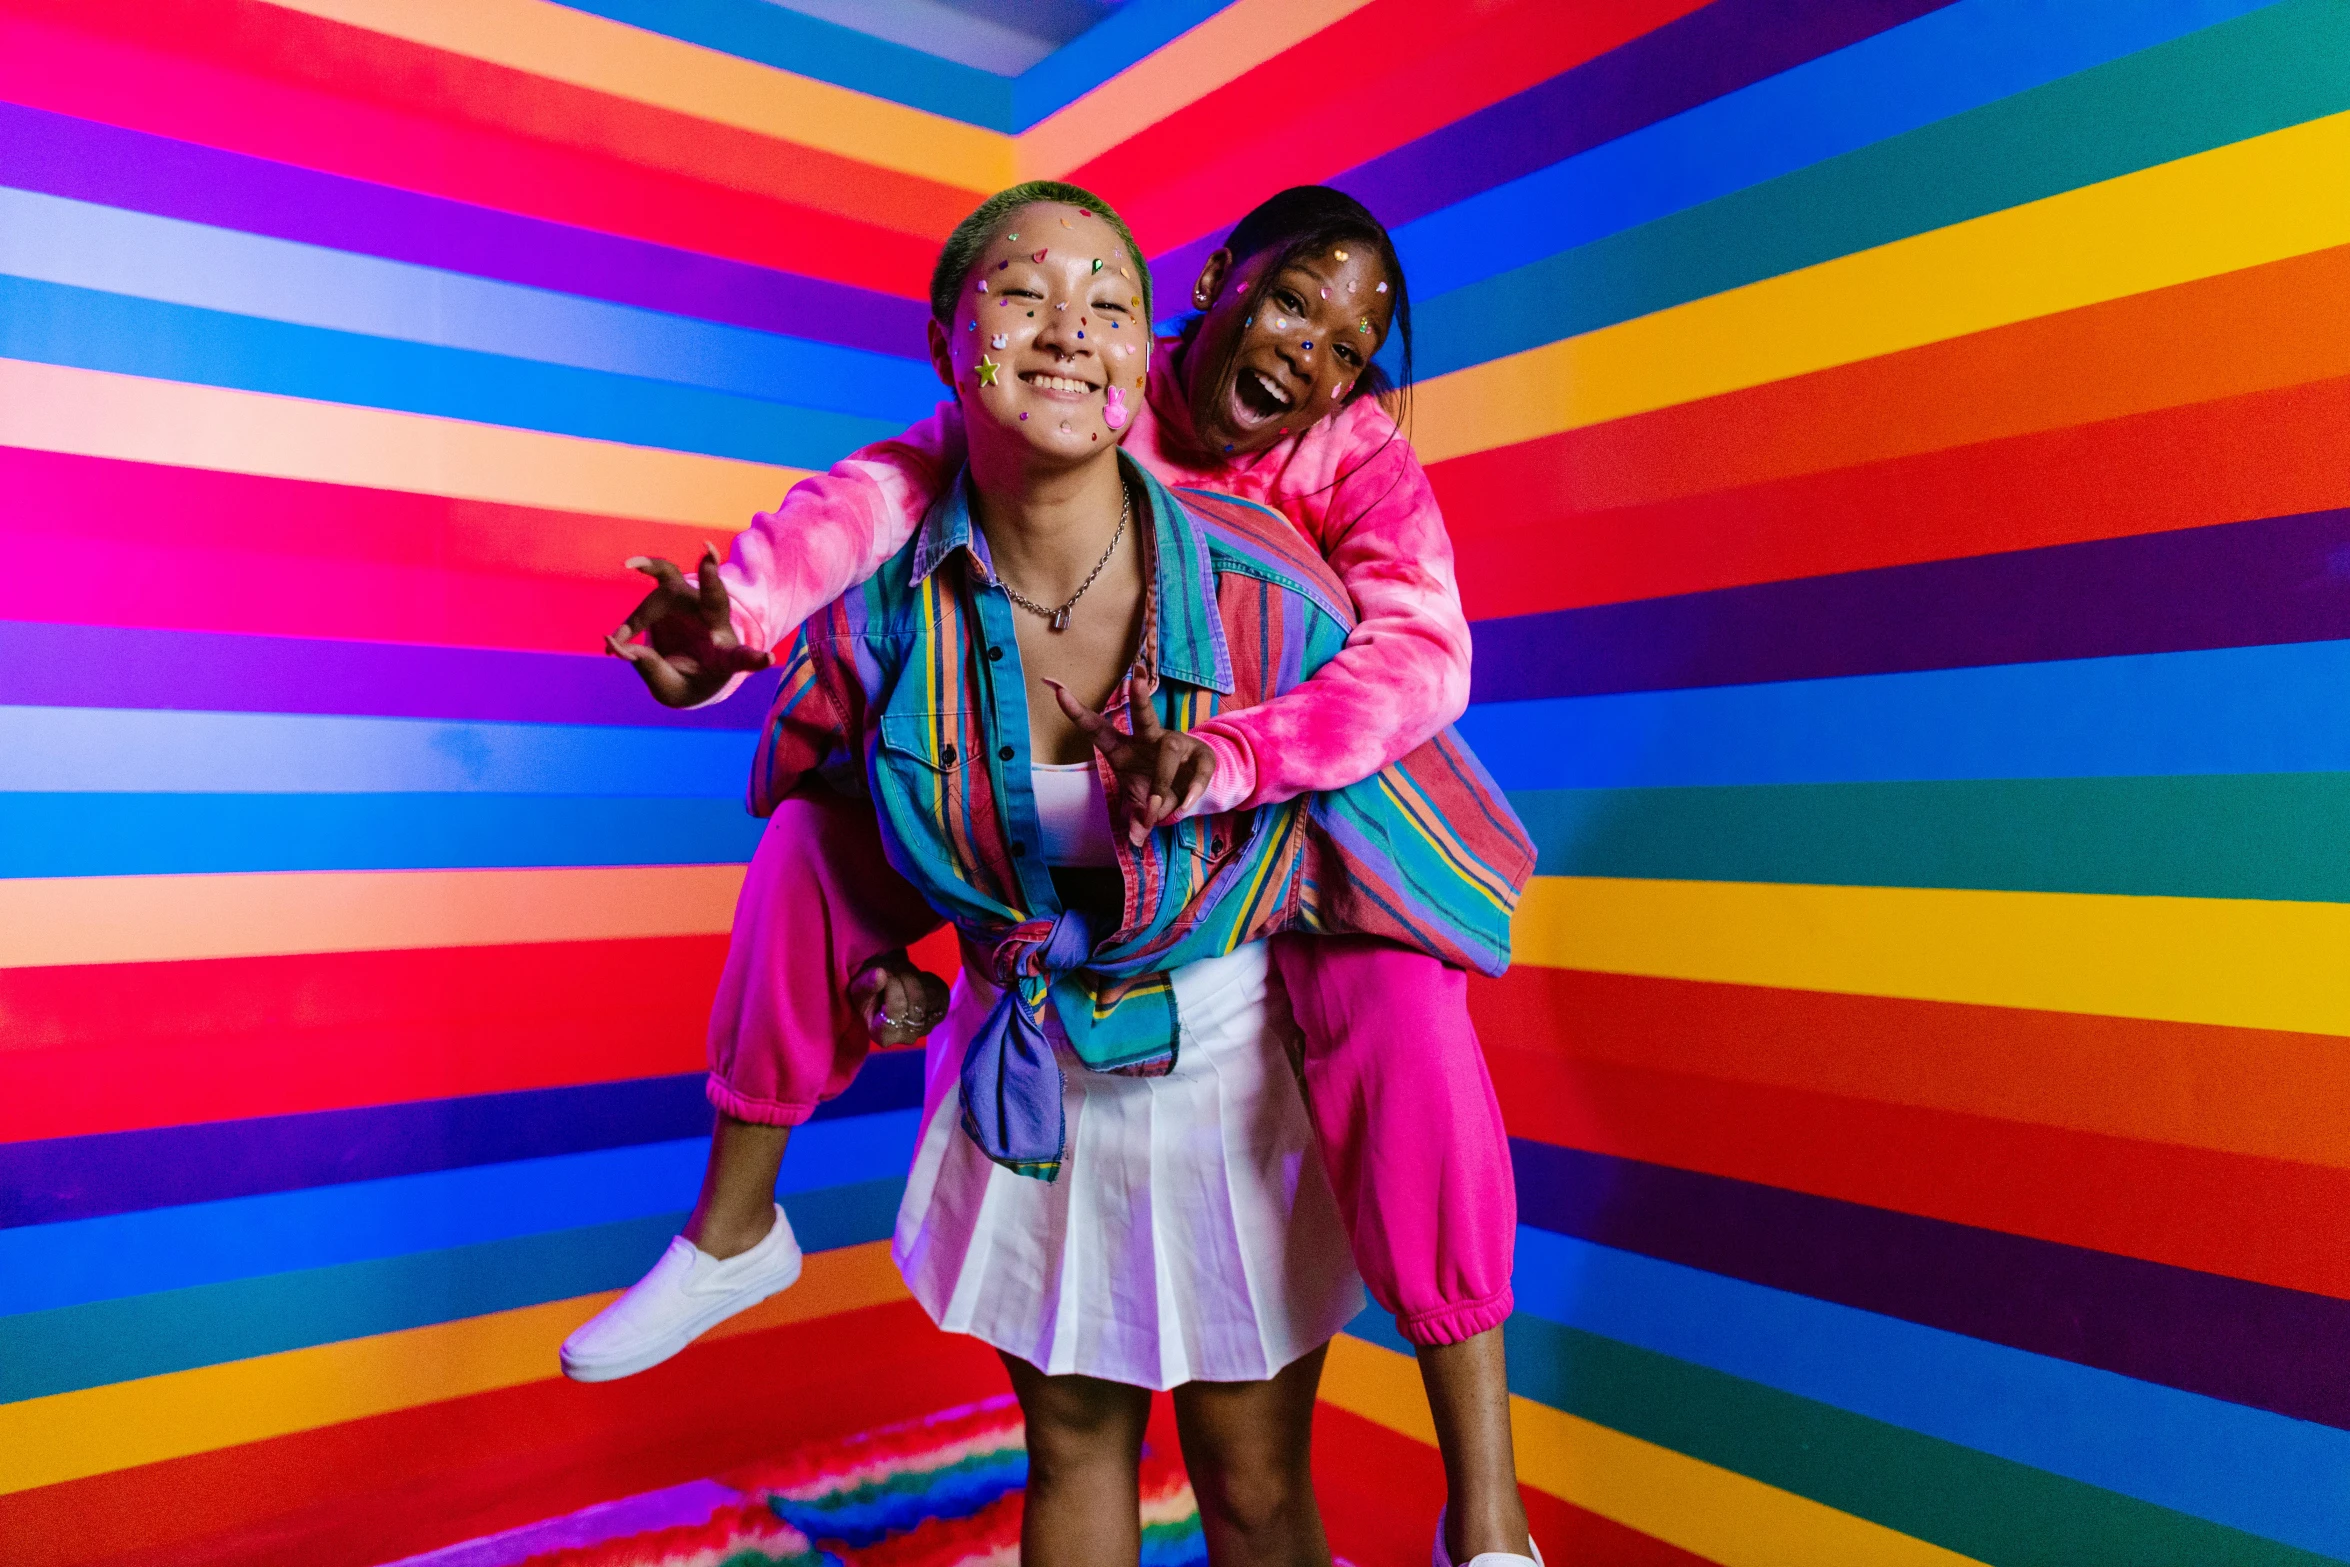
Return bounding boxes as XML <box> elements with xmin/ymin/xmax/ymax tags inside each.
<box><xmin>709</xmin><ymin>341</ymin><xmax>1470</xmax><ymax>819</ymax></box>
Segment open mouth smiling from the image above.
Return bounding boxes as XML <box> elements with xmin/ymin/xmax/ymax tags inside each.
<box><xmin>1232</xmin><ymin>365</ymin><xmax>1296</xmax><ymax>424</ymax></box>
<box><xmin>1023</xmin><ymin>371</ymin><xmax>1099</xmax><ymax>396</ymax></box>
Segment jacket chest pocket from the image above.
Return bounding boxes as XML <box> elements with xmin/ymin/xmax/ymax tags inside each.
<box><xmin>876</xmin><ymin>711</ymin><xmax>974</xmax><ymax>817</ymax></box>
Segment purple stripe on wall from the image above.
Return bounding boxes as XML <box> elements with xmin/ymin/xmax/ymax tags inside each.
<box><xmin>1151</xmin><ymin>0</ymin><xmax>1958</xmax><ymax>283</ymax></box>
<box><xmin>0</xmin><ymin>102</ymin><xmax>933</xmax><ymax>359</ymax></box>
<box><xmin>0</xmin><ymin>620</ymin><xmax>779</xmax><ymax>728</ymax></box>
<box><xmin>0</xmin><ymin>1056</ymin><xmax>922</xmax><ymax>1228</ymax></box>
<box><xmin>1515</xmin><ymin>1138</ymin><xmax>2350</xmax><ymax>1434</ymax></box>
<box><xmin>1470</xmin><ymin>506</ymin><xmax>2350</xmax><ymax>704</ymax></box>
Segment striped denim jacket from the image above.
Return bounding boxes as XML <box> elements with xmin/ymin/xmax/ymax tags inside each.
<box><xmin>750</xmin><ymin>457</ymin><xmax>1531</xmax><ymax>1178</ymax></box>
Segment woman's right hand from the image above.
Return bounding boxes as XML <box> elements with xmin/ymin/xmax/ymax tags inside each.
<box><xmin>848</xmin><ymin>951</ymin><xmax>952</xmax><ymax>1048</ymax></box>
<box><xmin>604</xmin><ymin>544</ymin><xmax>773</xmax><ymax>707</ymax></box>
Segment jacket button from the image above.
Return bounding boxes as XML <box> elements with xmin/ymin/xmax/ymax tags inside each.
<box><xmin>1011</xmin><ymin>840</ymin><xmax>1028</xmax><ymax>857</ymax></box>
<box><xmin>999</xmin><ymin>745</ymin><xmax>1016</xmax><ymax>761</ymax></box>
<box><xmin>986</xmin><ymin>645</ymin><xmax>1003</xmax><ymax>661</ymax></box>
<box><xmin>939</xmin><ymin>745</ymin><xmax>958</xmax><ymax>764</ymax></box>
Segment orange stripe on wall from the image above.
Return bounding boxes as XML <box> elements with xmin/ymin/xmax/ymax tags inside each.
<box><xmin>1436</xmin><ymin>239</ymin><xmax>2350</xmax><ymax>526</ymax></box>
<box><xmin>1491</xmin><ymin>1046</ymin><xmax>2350</xmax><ymax>1301</ymax></box>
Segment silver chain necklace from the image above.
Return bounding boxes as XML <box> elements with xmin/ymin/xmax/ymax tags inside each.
<box><xmin>998</xmin><ymin>485</ymin><xmax>1130</xmax><ymax>632</ymax></box>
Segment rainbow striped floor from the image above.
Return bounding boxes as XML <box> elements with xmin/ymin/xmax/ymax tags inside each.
<box><xmin>384</xmin><ymin>1396</ymin><xmax>1206</xmax><ymax>1567</ymax></box>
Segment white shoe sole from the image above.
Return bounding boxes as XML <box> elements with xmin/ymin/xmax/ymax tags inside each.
<box><xmin>559</xmin><ymin>1247</ymin><xmax>804</xmax><ymax>1383</ymax></box>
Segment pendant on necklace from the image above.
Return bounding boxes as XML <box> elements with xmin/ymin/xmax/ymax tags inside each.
<box><xmin>1050</xmin><ymin>608</ymin><xmax>1071</xmax><ymax>632</ymax></box>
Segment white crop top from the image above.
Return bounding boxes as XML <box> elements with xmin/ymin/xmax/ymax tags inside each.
<box><xmin>1031</xmin><ymin>761</ymin><xmax>1118</xmax><ymax>867</ymax></box>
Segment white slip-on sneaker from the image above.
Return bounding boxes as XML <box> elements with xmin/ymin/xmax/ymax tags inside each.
<box><xmin>560</xmin><ymin>1204</ymin><xmax>803</xmax><ymax>1382</ymax></box>
<box><xmin>1434</xmin><ymin>1506</ymin><xmax>1545</xmax><ymax>1567</ymax></box>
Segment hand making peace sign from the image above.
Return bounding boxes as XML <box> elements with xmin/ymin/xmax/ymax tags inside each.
<box><xmin>1046</xmin><ymin>671</ymin><xmax>1220</xmax><ymax>845</ymax></box>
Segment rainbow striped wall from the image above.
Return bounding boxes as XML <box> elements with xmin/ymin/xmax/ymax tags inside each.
<box><xmin>5</xmin><ymin>1</ymin><xmax>2349</xmax><ymax>1562</ymax></box>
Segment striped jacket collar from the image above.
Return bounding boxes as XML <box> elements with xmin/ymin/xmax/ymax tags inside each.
<box><xmin>907</xmin><ymin>453</ymin><xmax>1235</xmax><ymax>696</ymax></box>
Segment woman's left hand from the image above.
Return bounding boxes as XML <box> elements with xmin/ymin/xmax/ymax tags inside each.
<box><xmin>1047</xmin><ymin>673</ymin><xmax>1218</xmax><ymax>844</ymax></box>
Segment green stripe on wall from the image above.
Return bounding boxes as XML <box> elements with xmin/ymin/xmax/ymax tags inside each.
<box><xmin>1436</xmin><ymin>0</ymin><xmax>2350</xmax><ymax>358</ymax></box>
<box><xmin>1503</xmin><ymin>1314</ymin><xmax>2336</xmax><ymax>1567</ymax></box>
<box><xmin>1514</xmin><ymin>772</ymin><xmax>2350</xmax><ymax>901</ymax></box>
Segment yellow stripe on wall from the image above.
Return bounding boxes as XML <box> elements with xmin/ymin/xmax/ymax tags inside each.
<box><xmin>257</xmin><ymin>0</ymin><xmax>1012</xmax><ymax>194</ymax></box>
<box><xmin>1322</xmin><ymin>1335</ymin><xmax>1986</xmax><ymax>1567</ymax></box>
<box><xmin>1515</xmin><ymin>876</ymin><xmax>2350</xmax><ymax>1039</ymax></box>
<box><xmin>0</xmin><ymin>864</ymin><xmax>748</xmax><ymax>969</ymax></box>
<box><xmin>1413</xmin><ymin>108</ymin><xmax>2350</xmax><ymax>464</ymax></box>
<box><xmin>0</xmin><ymin>1242</ymin><xmax>909</xmax><ymax>1496</ymax></box>
<box><xmin>1016</xmin><ymin>0</ymin><xmax>1379</xmax><ymax>178</ymax></box>
<box><xmin>0</xmin><ymin>359</ymin><xmax>807</xmax><ymax>531</ymax></box>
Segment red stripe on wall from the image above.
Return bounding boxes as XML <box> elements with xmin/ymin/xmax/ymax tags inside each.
<box><xmin>18</xmin><ymin>0</ymin><xmax>980</xmax><ymax>235</ymax></box>
<box><xmin>1470</xmin><ymin>965</ymin><xmax>2350</xmax><ymax>1172</ymax></box>
<box><xmin>0</xmin><ymin>8</ymin><xmax>937</xmax><ymax>296</ymax></box>
<box><xmin>2</xmin><ymin>447</ymin><xmax>710</xmax><ymax>653</ymax></box>
<box><xmin>1487</xmin><ymin>1043</ymin><xmax>2350</xmax><ymax>1301</ymax></box>
<box><xmin>0</xmin><ymin>1299</ymin><xmax>1004</xmax><ymax>1567</ymax></box>
<box><xmin>1437</xmin><ymin>242</ymin><xmax>2350</xmax><ymax>614</ymax></box>
<box><xmin>1069</xmin><ymin>0</ymin><xmax>1714</xmax><ymax>256</ymax></box>
<box><xmin>0</xmin><ymin>938</ymin><xmax>722</xmax><ymax>1141</ymax></box>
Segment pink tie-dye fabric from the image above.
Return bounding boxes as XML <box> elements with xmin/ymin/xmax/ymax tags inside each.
<box><xmin>708</xmin><ymin>342</ymin><xmax>1471</xmax><ymax>818</ymax></box>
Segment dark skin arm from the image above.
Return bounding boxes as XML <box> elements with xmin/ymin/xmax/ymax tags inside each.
<box><xmin>1045</xmin><ymin>673</ymin><xmax>1218</xmax><ymax>845</ymax></box>
<box><xmin>603</xmin><ymin>544</ymin><xmax>775</xmax><ymax>707</ymax></box>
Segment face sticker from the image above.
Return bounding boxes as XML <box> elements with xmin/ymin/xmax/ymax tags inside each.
<box><xmin>1091</xmin><ymin>258</ymin><xmax>1103</xmax><ymax>273</ymax></box>
<box><xmin>1334</xmin><ymin>248</ymin><xmax>1349</xmax><ymax>261</ymax></box>
<box><xmin>991</xmin><ymin>333</ymin><xmax>1008</xmax><ymax>349</ymax></box>
<box><xmin>976</xmin><ymin>279</ymin><xmax>988</xmax><ymax>292</ymax></box>
<box><xmin>975</xmin><ymin>356</ymin><xmax>1000</xmax><ymax>387</ymax></box>
<box><xmin>1032</xmin><ymin>250</ymin><xmax>1048</xmax><ymax>262</ymax></box>
<box><xmin>1376</xmin><ymin>281</ymin><xmax>1388</xmax><ymax>293</ymax></box>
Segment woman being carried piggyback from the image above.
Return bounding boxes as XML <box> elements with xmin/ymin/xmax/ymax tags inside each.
<box><xmin>583</xmin><ymin>182</ymin><xmax>1542</xmax><ymax>1567</ymax></box>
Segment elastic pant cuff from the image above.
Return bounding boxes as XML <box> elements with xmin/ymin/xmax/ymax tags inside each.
<box><xmin>705</xmin><ymin>1074</ymin><xmax>818</xmax><ymax>1128</ymax></box>
<box><xmin>1394</xmin><ymin>1285</ymin><xmax>1514</xmax><ymax>1348</ymax></box>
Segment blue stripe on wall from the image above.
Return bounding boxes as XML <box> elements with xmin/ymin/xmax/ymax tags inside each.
<box><xmin>0</xmin><ymin>707</ymin><xmax>757</xmax><ymax>797</ymax></box>
<box><xmin>1457</xmin><ymin>639</ymin><xmax>2350</xmax><ymax>790</ymax></box>
<box><xmin>0</xmin><ymin>793</ymin><xmax>768</xmax><ymax>876</ymax></box>
<box><xmin>0</xmin><ymin>1112</ymin><xmax>921</xmax><ymax>1315</ymax></box>
<box><xmin>0</xmin><ymin>276</ymin><xmax>903</xmax><ymax>470</ymax></box>
<box><xmin>0</xmin><ymin>1055</ymin><xmax>926</xmax><ymax>1230</ymax></box>
<box><xmin>0</xmin><ymin>188</ymin><xmax>941</xmax><ymax>416</ymax></box>
<box><xmin>0</xmin><ymin>1178</ymin><xmax>905</xmax><ymax>1402</ymax></box>
<box><xmin>1506</xmin><ymin>1228</ymin><xmax>2350</xmax><ymax>1555</ymax></box>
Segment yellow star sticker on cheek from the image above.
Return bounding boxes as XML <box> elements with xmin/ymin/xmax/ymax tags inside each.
<box><xmin>975</xmin><ymin>355</ymin><xmax>1001</xmax><ymax>387</ymax></box>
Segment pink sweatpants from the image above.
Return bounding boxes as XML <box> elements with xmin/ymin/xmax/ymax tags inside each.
<box><xmin>706</xmin><ymin>792</ymin><xmax>1517</xmax><ymax>1346</ymax></box>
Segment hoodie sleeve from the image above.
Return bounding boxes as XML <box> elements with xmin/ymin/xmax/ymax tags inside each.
<box><xmin>1180</xmin><ymin>409</ymin><xmax>1473</xmax><ymax>816</ymax></box>
<box><xmin>690</xmin><ymin>400</ymin><xmax>965</xmax><ymax>703</ymax></box>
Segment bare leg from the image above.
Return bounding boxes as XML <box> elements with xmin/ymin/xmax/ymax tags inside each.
<box><xmin>1000</xmin><ymin>1352</ymin><xmax>1152</xmax><ymax>1567</ymax></box>
<box><xmin>1172</xmin><ymin>1345</ymin><xmax>1332</xmax><ymax>1567</ymax></box>
<box><xmin>1421</xmin><ymin>1329</ymin><xmax>1530</xmax><ymax>1561</ymax></box>
<box><xmin>680</xmin><ymin>1113</ymin><xmax>787</xmax><ymax>1260</ymax></box>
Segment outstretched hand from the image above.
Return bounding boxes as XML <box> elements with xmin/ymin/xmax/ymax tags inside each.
<box><xmin>1046</xmin><ymin>672</ymin><xmax>1217</xmax><ymax>845</ymax></box>
<box><xmin>848</xmin><ymin>951</ymin><xmax>952</xmax><ymax>1048</ymax></box>
<box><xmin>604</xmin><ymin>544</ymin><xmax>773</xmax><ymax>708</ymax></box>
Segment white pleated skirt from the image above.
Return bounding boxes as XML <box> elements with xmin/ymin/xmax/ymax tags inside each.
<box><xmin>892</xmin><ymin>942</ymin><xmax>1366</xmax><ymax>1390</ymax></box>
